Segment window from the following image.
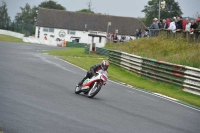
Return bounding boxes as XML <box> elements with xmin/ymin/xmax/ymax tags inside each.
<box><xmin>43</xmin><ymin>28</ymin><xmax>49</xmax><ymax>32</ymax></box>
<box><xmin>68</xmin><ymin>30</ymin><xmax>76</xmax><ymax>35</ymax></box>
<box><xmin>49</xmin><ymin>28</ymin><xmax>54</xmax><ymax>33</ymax></box>
<box><xmin>43</xmin><ymin>28</ymin><xmax>54</xmax><ymax>33</ymax></box>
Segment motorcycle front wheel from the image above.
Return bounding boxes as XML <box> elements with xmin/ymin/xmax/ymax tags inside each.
<box><xmin>75</xmin><ymin>86</ymin><xmax>81</xmax><ymax>94</ymax></box>
<box><xmin>88</xmin><ymin>82</ymin><xmax>102</xmax><ymax>98</ymax></box>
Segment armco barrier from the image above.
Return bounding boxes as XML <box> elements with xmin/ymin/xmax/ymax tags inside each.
<box><xmin>109</xmin><ymin>50</ymin><xmax>200</xmax><ymax>96</ymax></box>
<box><xmin>96</xmin><ymin>47</ymin><xmax>110</xmax><ymax>56</ymax></box>
<box><xmin>66</xmin><ymin>41</ymin><xmax>88</xmax><ymax>48</ymax></box>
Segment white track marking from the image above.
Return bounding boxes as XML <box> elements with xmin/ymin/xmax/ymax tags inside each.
<box><xmin>154</xmin><ymin>93</ymin><xmax>178</xmax><ymax>101</ymax></box>
<box><xmin>50</xmin><ymin>55</ymin><xmax>200</xmax><ymax>112</ymax></box>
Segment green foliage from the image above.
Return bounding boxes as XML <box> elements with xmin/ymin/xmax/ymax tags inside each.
<box><xmin>0</xmin><ymin>34</ymin><xmax>23</xmax><ymax>43</ymax></box>
<box><xmin>142</xmin><ymin>0</ymin><xmax>183</xmax><ymax>26</ymax></box>
<box><xmin>105</xmin><ymin>37</ymin><xmax>200</xmax><ymax>69</ymax></box>
<box><xmin>77</xmin><ymin>9</ymin><xmax>95</xmax><ymax>14</ymax></box>
<box><xmin>140</xmin><ymin>17</ymin><xmax>147</xmax><ymax>26</ymax></box>
<box><xmin>0</xmin><ymin>1</ymin><xmax>11</xmax><ymax>29</ymax></box>
<box><xmin>38</xmin><ymin>0</ymin><xmax>66</xmax><ymax>10</ymax></box>
<box><xmin>15</xmin><ymin>3</ymin><xmax>37</xmax><ymax>25</ymax></box>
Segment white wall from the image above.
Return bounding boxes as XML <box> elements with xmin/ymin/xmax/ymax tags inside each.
<box><xmin>35</xmin><ymin>26</ymin><xmax>107</xmax><ymax>47</ymax></box>
<box><xmin>0</xmin><ymin>29</ymin><xmax>24</xmax><ymax>39</ymax></box>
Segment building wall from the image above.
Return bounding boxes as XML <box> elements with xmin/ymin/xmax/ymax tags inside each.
<box><xmin>35</xmin><ymin>26</ymin><xmax>107</xmax><ymax>47</ymax></box>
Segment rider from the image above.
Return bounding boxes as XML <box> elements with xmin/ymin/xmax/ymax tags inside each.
<box><xmin>78</xmin><ymin>60</ymin><xmax>109</xmax><ymax>86</ymax></box>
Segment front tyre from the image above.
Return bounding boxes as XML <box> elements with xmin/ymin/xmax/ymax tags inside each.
<box><xmin>75</xmin><ymin>86</ymin><xmax>81</xmax><ymax>94</ymax></box>
<box><xmin>88</xmin><ymin>82</ymin><xmax>102</xmax><ymax>98</ymax></box>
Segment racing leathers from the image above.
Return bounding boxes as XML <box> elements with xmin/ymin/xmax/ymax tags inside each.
<box><xmin>78</xmin><ymin>64</ymin><xmax>102</xmax><ymax>86</ymax></box>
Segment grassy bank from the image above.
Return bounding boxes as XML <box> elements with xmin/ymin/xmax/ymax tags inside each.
<box><xmin>105</xmin><ymin>37</ymin><xmax>200</xmax><ymax>68</ymax></box>
<box><xmin>44</xmin><ymin>48</ymin><xmax>200</xmax><ymax>107</ymax></box>
<box><xmin>0</xmin><ymin>34</ymin><xmax>23</xmax><ymax>43</ymax></box>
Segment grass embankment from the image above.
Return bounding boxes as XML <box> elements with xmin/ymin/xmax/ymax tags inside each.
<box><xmin>0</xmin><ymin>34</ymin><xmax>23</xmax><ymax>43</ymax></box>
<box><xmin>45</xmin><ymin>48</ymin><xmax>200</xmax><ymax>107</ymax></box>
<box><xmin>105</xmin><ymin>37</ymin><xmax>200</xmax><ymax>68</ymax></box>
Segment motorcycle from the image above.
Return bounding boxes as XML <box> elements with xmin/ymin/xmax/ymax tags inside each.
<box><xmin>75</xmin><ymin>70</ymin><xmax>108</xmax><ymax>98</ymax></box>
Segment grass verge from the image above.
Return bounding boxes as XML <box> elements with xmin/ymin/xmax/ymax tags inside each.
<box><xmin>105</xmin><ymin>37</ymin><xmax>200</xmax><ymax>69</ymax></box>
<box><xmin>44</xmin><ymin>48</ymin><xmax>200</xmax><ymax>107</ymax></box>
<box><xmin>0</xmin><ymin>34</ymin><xmax>23</xmax><ymax>43</ymax></box>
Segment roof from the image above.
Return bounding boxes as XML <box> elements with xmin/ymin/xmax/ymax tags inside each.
<box><xmin>36</xmin><ymin>8</ymin><xmax>146</xmax><ymax>36</ymax></box>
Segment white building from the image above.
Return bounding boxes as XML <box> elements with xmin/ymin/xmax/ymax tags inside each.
<box><xmin>35</xmin><ymin>8</ymin><xmax>146</xmax><ymax>48</ymax></box>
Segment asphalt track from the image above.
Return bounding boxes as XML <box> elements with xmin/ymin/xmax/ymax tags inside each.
<box><xmin>0</xmin><ymin>42</ymin><xmax>200</xmax><ymax>133</ymax></box>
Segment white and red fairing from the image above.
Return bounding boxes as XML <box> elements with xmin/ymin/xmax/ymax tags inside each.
<box><xmin>81</xmin><ymin>70</ymin><xmax>108</xmax><ymax>90</ymax></box>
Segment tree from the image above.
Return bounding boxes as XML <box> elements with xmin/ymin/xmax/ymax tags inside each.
<box><xmin>15</xmin><ymin>3</ymin><xmax>37</xmax><ymax>24</ymax></box>
<box><xmin>77</xmin><ymin>9</ymin><xmax>95</xmax><ymax>14</ymax></box>
<box><xmin>142</xmin><ymin>0</ymin><xmax>183</xmax><ymax>26</ymax></box>
<box><xmin>77</xmin><ymin>0</ymin><xmax>95</xmax><ymax>14</ymax></box>
<box><xmin>0</xmin><ymin>0</ymin><xmax>11</xmax><ymax>29</ymax></box>
<box><xmin>38</xmin><ymin>0</ymin><xmax>66</xmax><ymax>10</ymax></box>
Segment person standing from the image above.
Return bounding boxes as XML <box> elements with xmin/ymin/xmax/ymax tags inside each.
<box><xmin>149</xmin><ymin>18</ymin><xmax>159</xmax><ymax>36</ymax></box>
<box><xmin>168</xmin><ymin>18</ymin><xmax>176</xmax><ymax>33</ymax></box>
<box><xmin>185</xmin><ymin>18</ymin><xmax>191</xmax><ymax>31</ymax></box>
<box><xmin>160</xmin><ymin>19</ymin><xmax>169</xmax><ymax>29</ymax></box>
<box><xmin>176</xmin><ymin>16</ymin><xmax>183</xmax><ymax>30</ymax></box>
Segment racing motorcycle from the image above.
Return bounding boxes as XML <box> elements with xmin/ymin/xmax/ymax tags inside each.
<box><xmin>75</xmin><ymin>70</ymin><xmax>108</xmax><ymax>98</ymax></box>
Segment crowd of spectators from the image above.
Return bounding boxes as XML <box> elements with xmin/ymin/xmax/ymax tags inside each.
<box><xmin>106</xmin><ymin>16</ymin><xmax>200</xmax><ymax>43</ymax></box>
<box><xmin>106</xmin><ymin>33</ymin><xmax>133</xmax><ymax>43</ymax></box>
<box><xmin>148</xmin><ymin>16</ymin><xmax>200</xmax><ymax>41</ymax></box>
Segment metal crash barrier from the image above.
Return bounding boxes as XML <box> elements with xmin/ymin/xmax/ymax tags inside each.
<box><xmin>109</xmin><ymin>50</ymin><xmax>200</xmax><ymax>96</ymax></box>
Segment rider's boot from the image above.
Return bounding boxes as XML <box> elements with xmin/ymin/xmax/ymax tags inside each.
<box><xmin>78</xmin><ymin>77</ymin><xmax>87</xmax><ymax>87</ymax></box>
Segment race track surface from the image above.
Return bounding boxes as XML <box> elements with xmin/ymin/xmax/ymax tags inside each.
<box><xmin>0</xmin><ymin>42</ymin><xmax>200</xmax><ymax>133</ymax></box>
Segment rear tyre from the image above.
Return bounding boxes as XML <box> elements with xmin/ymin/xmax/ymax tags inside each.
<box><xmin>75</xmin><ymin>86</ymin><xmax>81</xmax><ymax>94</ymax></box>
<box><xmin>88</xmin><ymin>83</ymin><xmax>102</xmax><ymax>98</ymax></box>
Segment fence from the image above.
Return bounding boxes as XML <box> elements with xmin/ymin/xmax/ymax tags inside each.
<box><xmin>66</xmin><ymin>41</ymin><xmax>88</xmax><ymax>48</ymax></box>
<box><xmin>148</xmin><ymin>29</ymin><xmax>200</xmax><ymax>42</ymax></box>
<box><xmin>109</xmin><ymin>50</ymin><xmax>200</xmax><ymax>96</ymax></box>
<box><xmin>96</xmin><ymin>47</ymin><xmax>110</xmax><ymax>56</ymax></box>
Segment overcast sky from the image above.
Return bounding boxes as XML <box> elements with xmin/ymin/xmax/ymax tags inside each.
<box><xmin>3</xmin><ymin>0</ymin><xmax>200</xmax><ymax>21</ymax></box>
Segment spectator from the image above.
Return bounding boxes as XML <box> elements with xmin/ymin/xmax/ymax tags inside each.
<box><xmin>196</xmin><ymin>18</ymin><xmax>200</xmax><ymax>42</ymax></box>
<box><xmin>181</xmin><ymin>16</ymin><xmax>186</xmax><ymax>30</ymax></box>
<box><xmin>190</xmin><ymin>20</ymin><xmax>198</xmax><ymax>33</ymax></box>
<box><xmin>168</xmin><ymin>18</ymin><xmax>176</xmax><ymax>32</ymax></box>
<box><xmin>149</xmin><ymin>18</ymin><xmax>159</xmax><ymax>29</ymax></box>
<box><xmin>149</xmin><ymin>18</ymin><xmax>159</xmax><ymax>36</ymax></box>
<box><xmin>120</xmin><ymin>36</ymin><xmax>126</xmax><ymax>42</ymax></box>
<box><xmin>106</xmin><ymin>33</ymin><xmax>111</xmax><ymax>42</ymax></box>
<box><xmin>136</xmin><ymin>29</ymin><xmax>142</xmax><ymax>39</ymax></box>
<box><xmin>135</xmin><ymin>29</ymin><xmax>139</xmax><ymax>39</ymax></box>
<box><xmin>176</xmin><ymin>16</ymin><xmax>183</xmax><ymax>30</ymax></box>
<box><xmin>185</xmin><ymin>18</ymin><xmax>191</xmax><ymax>31</ymax></box>
<box><xmin>158</xmin><ymin>19</ymin><xmax>163</xmax><ymax>29</ymax></box>
<box><xmin>112</xmin><ymin>33</ymin><xmax>118</xmax><ymax>43</ymax></box>
<box><xmin>160</xmin><ymin>19</ymin><xmax>169</xmax><ymax>29</ymax></box>
<box><xmin>143</xmin><ymin>29</ymin><xmax>149</xmax><ymax>37</ymax></box>
<box><xmin>166</xmin><ymin>18</ymin><xmax>171</xmax><ymax>26</ymax></box>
